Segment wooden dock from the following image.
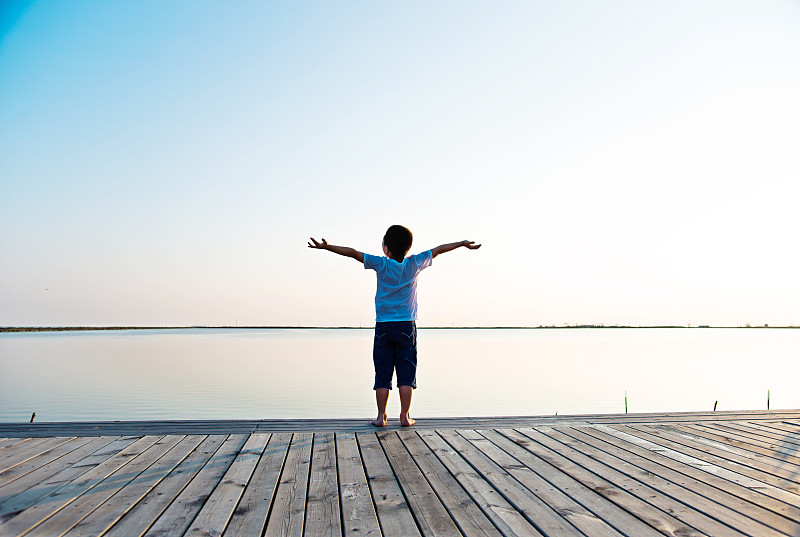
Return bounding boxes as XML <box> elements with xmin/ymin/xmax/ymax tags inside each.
<box><xmin>0</xmin><ymin>410</ymin><xmax>798</xmax><ymax>536</ymax></box>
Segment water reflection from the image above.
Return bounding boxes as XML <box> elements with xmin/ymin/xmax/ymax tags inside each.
<box><xmin>0</xmin><ymin>328</ymin><xmax>798</xmax><ymax>422</ymax></box>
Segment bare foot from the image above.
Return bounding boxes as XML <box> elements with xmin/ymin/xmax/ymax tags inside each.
<box><xmin>371</xmin><ymin>415</ymin><xmax>387</xmax><ymax>427</ymax></box>
<box><xmin>400</xmin><ymin>416</ymin><xmax>415</xmax><ymax>427</ymax></box>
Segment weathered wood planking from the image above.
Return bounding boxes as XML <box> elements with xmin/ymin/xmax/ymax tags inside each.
<box><xmin>142</xmin><ymin>434</ymin><xmax>248</xmax><ymax>536</ymax></box>
<box><xmin>357</xmin><ymin>430</ymin><xmax>421</xmax><ymax>536</ymax></box>
<box><xmin>104</xmin><ymin>435</ymin><xmax>227</xmax><ymax>537</ymax></box>
<box><xmin>439</xmin><ymin>429</ymin><xmax>585</xmax><ymax>536</ymax></box>
<box><xmin>498</xmin><ymin>427</ymin><xmax>699</xmax><ymax>537</ymax></box>
<box><xmin>62</xmin><ymin>435</ymin><xmax>206</xmax><ymax>537</ymax></box>
<box><xmin>627</xmin><ymin>423</ymin><xmax>800</xmax><ymax>493</ymax></box>
<box><xmin>263</xmin><ymin>432</ymin><xmax>312</xmax><ymax>537</ymax></box>
<box><xmin>4</xmin><ymin>409</ymin><xmax>800</xmax><ymax>437</ymax></box>
<box><xmin>559</xmin><ymin>427</ymin><xmax>788</xmax><ymax>537</ymax></box>
<box><xmin>478</xmin><ymin>428</ymin><xmax>665</xmax><ymax>537</ymax></box>
<box><xmin>304</xmin><ymin>432</ymin><xmax>341</xmax><ymax>537</ymax></box>
<box><xmin>26</xmin><ymin>435</ymin><xmax>185</xmax><ymax>537</ymax></box>
<box><xmin>457</xmin><ymin>429</ymin><xmax>624</xmax><ymax>537</ymax></box>
<box><xmin>0</xmin><ymin>437</ymin><xmax>96</xmax><ymax>488</ymax></box>
<box><xmin>379</xmin><ymin>430</ymin><xmax>461</xmax><ymax>536</ymax></box>
<box><xmin>417</xmin><ymin>429</ymin><xmax>543</xmax><ymax>537</ymax></box>
<box><xmin>0</xmin><ymin>436</ymin><xmax>160</xmax><ymax>536</ymax></box>
<box><xmin>222</xmin><ymin>433</ymin><xmax>290</xmax><ymax>537</ymax></box>
<box><xmin>335</xmin><ymin>432</ymin><xmax>380</xmax><ymax>537</ymax></box>
<box><xmin>398</xmin><ymin>430</ymin><xmax>502</xmax><ymax>537</ymax></box>
<box><xmin>184</xmin><ymin>433</ymin><xmax>269</xmax><ymax>537</ymax></box>
<box><xmin>0</xmin><ymin>436</ymin><xmax>117</xmax><ymax>516</ymax></box>
<box><xmin>533</xmin><ymin>426</ymin><xmax>739</xmax><ymax>536</ymax></box>
<box><xmin>0</xmin><ymin>410</ymin><xmax>797</xmax><ymax>536</ymax></box>
<box><xmin>587</xmin><ymin>424</ymin><xmax>800</xmax><ymax>522</ymax></box>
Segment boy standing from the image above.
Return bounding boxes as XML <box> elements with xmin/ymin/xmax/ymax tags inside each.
<box><xmin>308</xmin><ymin>225</ymin><xmax>480</xmax><ymax>427</ymax></box>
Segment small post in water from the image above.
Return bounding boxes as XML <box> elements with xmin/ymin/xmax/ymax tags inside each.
<box><xmin>767</xmin><ymin>389</ymin><xmax>770</xmax><ymax>410</ymax></box>
<box><xmin>624</xmin><ymin>390</ymin><xmax>628</xmax><ymax>414</ymax></box>
<box><xmin>30</xmin><ymin>412</ymin><xmax>36</xmax><ymax>423</ymax></box>
<box><xmin>713</xmin><ymin>401</ymin><xmax>718</xmax><ymax>411</ymax></box>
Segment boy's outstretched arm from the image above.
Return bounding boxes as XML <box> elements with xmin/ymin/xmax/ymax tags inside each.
<box><xmin>308</xmin><ymin>237</ymin><xmax>364</xmax><ymax>263</ymax></box>
<box><xmin>431</xmin><ymin>240</ymin><xmax>481</xmax><ymax>258</ymax></box>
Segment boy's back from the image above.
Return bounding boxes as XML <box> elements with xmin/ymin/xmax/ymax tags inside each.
<box><xmin>364</xmin><ymin>250</ymin><xmax>432</xmax><ymax>322</ymax></box>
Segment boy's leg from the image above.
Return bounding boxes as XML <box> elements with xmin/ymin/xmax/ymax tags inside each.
<box><xmin>372</xmin><ymin>323</ymin><xmax>392</xmax><ymax>427</ymax></box>
<box><xmin>398</xmin><ymin>385</ymin><xmax>415</xmax><ymax>427</ymax></box>
<box><xmin>373</xmin><ymin>388</ymin><xmax>389</xmax><ymax>427</ymax></box>
<box><xmin>395</xmin><ymin>322</ymin><xmax>417</xmax><ymax>427</ymax></box>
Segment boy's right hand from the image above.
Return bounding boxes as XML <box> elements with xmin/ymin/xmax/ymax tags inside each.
<box><xmin>307</xmin><ymin>237</ymin><xmax>328</xmax><ymax>250</ymax></box>
<box><xmin>308</xmin><ymin>238</ymin><xmax>364</xmax><ymax>262</ymax></box>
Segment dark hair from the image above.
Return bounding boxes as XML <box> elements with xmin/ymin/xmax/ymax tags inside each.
<box><xmin>383</xmin><ymin>225</ymin><xmax>412</xmax><ymax>262</ymax></box>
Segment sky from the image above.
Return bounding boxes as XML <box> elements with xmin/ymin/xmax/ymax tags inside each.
<box><xmin>1</xmin><ymin>1</ymin><xmax>799</xmax><ymax>328</ymax></box>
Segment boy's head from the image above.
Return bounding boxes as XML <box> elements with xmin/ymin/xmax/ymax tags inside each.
<box><xmin>382</xmin><ymin>225</ymin><xmax>412</xmax><ymax>262</ymax></box>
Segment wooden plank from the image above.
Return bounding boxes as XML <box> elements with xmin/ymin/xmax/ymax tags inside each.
<box><xmin>398</xmin><ymin>430</ymin><xmax>502</xmax><ymax>537</ymax></box>
<box><xmin>607</xmin><ymin>410</ymin><xmax>800</xmax><ymax>422</ymax></box>
<box><xmin>304</xmin><ymin>432</ymin><xmax>341</xmax><ymax>537</ymax></box>
<box><xmin>378</xmin><ymin>430</ymin><xmax>461</xmax><ymax>536</ymax></box>
<box><xmin>593</xmin><ymin>424</ymin><xmax>800</xmax><ymax>516</ymax></box>
<box><xmin>2</xmin><ymin>410</ymin><xmax>800</xmax><ymax>437</ymax></box>
<box><xmin>722</xmin><ymin>421</ymin><xmax>800</xmax><ymax>447</ymax></box>
<box><xmin>671</xmin><ymin>423</ymin><xmax>800</xmax><ymax>475</ymax></box>
<box><xmin>626</xmin><ymin>423</ymin><xmax>800</xmax><ymax>493</ymax></box>
<box><xmin>356</xmin><ymin>431</ymin><xmax>421</xmax><ymax>537</ymax></box>
<box><xmin>264</xmin><ymin>432</ymin><xmax>313</xmax><ymax>537</ymax></box>
<box><xmin>223</xmin><ymin>433</ymin><xmax>291</xmax><ymax>537</ymax></box>
<box><xmin>1</xmin><ymin>412</ymin><xmax>799</xmax><ymax>537</ymax></box>
<box><xmin>480</xmin><ymin>429</ymin><xmax>665</xmax><ymax>537</ymax></box>
<box><xmin>518</xmin><ymin>426</ymin><xmax>743</xmax><ymax>537</ymax></box>
<box><xmin>27</xmin><ymin>435</ymin><xmax>185</xmax><ymax>537</ymax></box>
<box><xmin>578</xmin><ymin>425</ymin><xmax>800</xmax><ymax>533</ymax></box>
<box><xmin>439</xmin><ymin>429</ymin><xmax>584</xmax><ymax>536</ymax></box>
<box><xmin>684</xmin><ymin>423</ymin><xmax>800</xmax><ymax>466</ymax></box>
<box><xmin>103</xmin><ymin>435</ymin><xmax>228</xmax><ymax>537</ymax></box>
<box><xmin>747</xmin><ymin>421</ymin><xmax>800</xmax><ymax>456</ymax></box>
<box><xmin>142</xmin><ymin>433</ymin><xmax>248</xmax><ymax>537</ymax></box>
<box><xmin>0</xmin><ymin>437</ymin><xmax>99</xmax><ymax>488</ymax></box>
<box><xmin>334</xmin><ymin>433</ymin><xmax>381</xmax><ymax>537</ymax></box>
<box><xmin>64</xmin><ymin>435</ymin><xmax>206</xmax><ymax>537</ymax></box>
<box><xmin>559</xmin><ymin>426</ymin><xmax>786</xmax><ymax>537</ymax></box>
<box><xmin>460</xmin><ymin>429</ymin><xmax>626</xmax><ymax>537</ymax></box>
<box><xmin>0</xmin><ymin>437</ymin><xmax>75</xmax><ymax>470</ymax></box>
<box><xmin>705</xmin><ymin>422</ymin><xmax>800</xmax><ymax>459</ymax></box>
<box><xmin>750</xmin><ymin>420</ymin><xmax>800</xmax><ymax>436</ymax></box>
<box><xmin>0</xmin><ymin>438</ymin><xmax>39</xmax><ymax>462</ymax></box>
<box><xmin>0</xmin><ymin>436</ymin><xmax>159</xmax><ymax>537</ymax></box>
<box><xmin>0</xmin><ymin>438</ymin><xmax>30</xmax><ymax>450</ymax></box>
<box><xmin>417</xmin><ymin>430</ymin><xmax>543</xmax><ymax>537</ymax></box>
<box><xmin>0</xmin><ymin>436</ymin><xmax>130</xmax><ymax>520</ymax></box>
<box><xmin>698</xmin><ymin>422</ymin><xmax>800</xmax><ymax>456</ymax></box>
<box><xmin>184</xmin><ymin>433</ymin><xmax>270</xmax><ymax>537</ymax></box>
<box><xmin>502</xmin><ymin>428</ymin><xmax>703</xmax><ymax>537</ymax></box>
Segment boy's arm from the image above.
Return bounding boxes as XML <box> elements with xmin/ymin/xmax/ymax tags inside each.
<box><xmin>431</xmin><ymin>240</ymin><xmax>481</xmax><ymax>258</ymax></box>
<box><xmin>307</xmin><ymin>237</ymin><xmax>364</xmax><ymax>263</ymax></box>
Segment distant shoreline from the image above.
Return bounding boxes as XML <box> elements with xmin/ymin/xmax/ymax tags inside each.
<box><xmin>2</xmin><ymin>325</ymin><xmax>797</xmax><ymax>333</ymax></box>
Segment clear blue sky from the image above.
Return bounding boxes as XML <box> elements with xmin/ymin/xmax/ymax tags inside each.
<box><xmin>2</xmin><ymin>1</ymin><xmax>799</xmax><ymax>327</ymax></box>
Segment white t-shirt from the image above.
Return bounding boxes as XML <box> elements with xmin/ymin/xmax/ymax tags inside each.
<box><xmin>363</xmin><ymin>250</ymin><xmax>433</xmax><ymax>322</ymax></box>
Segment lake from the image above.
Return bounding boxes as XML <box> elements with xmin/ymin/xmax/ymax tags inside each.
<box><xmin>1</xmin><ymin>328</ymin><xmax>797</xmax><ymax>422</ymax></box>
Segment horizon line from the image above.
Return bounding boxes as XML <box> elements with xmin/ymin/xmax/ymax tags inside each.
<box><xmin>2</xmin><ymin>324</ymin><xmax>798</xmax><ymax>333</ymax></box>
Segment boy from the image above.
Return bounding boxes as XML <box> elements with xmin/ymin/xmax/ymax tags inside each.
<box><xmin>308</xmin><ymin>225</ymin><xmax>480</xmax><ymax>427</ymax></box>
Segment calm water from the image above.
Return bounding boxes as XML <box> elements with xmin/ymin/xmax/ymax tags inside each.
<box><xmin>0</xmin><ymin>328</ymin><xmax>797</xmax><ymax>422</ymax></box>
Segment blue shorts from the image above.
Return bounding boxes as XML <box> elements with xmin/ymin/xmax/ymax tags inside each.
<box><xmin>373</xmin><ymin>321</ymin><xmax>417</xmax><ymax>390</ymax></box>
